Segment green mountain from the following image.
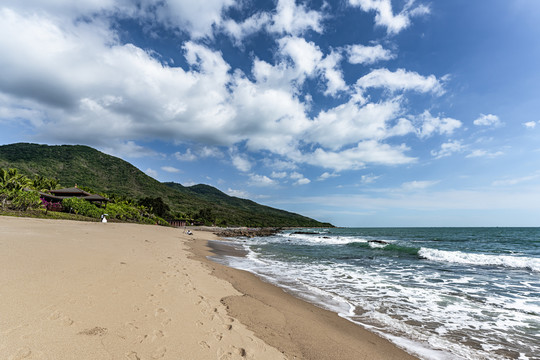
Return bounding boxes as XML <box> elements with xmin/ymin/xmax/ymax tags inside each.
<box><xmin>0</xmin><ymin>143</ymin><xmax>332</xmax><ymax>227</ymax></box>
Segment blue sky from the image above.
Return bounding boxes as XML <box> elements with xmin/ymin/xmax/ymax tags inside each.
<box><xmin>1</xmin><ymin>0</ymin><xmax>540</xmax><ymax>226</ymax></box>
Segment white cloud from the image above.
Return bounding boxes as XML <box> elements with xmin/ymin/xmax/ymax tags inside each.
<box><xmin>356</xmin><ymin>68</ymin><xmax>445</xmax><ymax>95</ymax></box>
<box><xmin>222</xmin><ymin>12</ymin><xmax>271</xmax><ymax>45</ymax></box>
<box><xmin>348</xmin><ymin>0</ymin><xmax>430</xmax><ymax>35</ymax></box>
<box><xmin>271</xmin><ymin>171</ymin><xmax>288</xmax><ymax>179</ymax></box>
<box><xmin>221</xmin><ymin>0</ymin><xmax>323</xmax><ymax>43</ymax></box>
<box><xmin>415</xmin><ymin>111</ymin><xmax>462</xmax><ymax>138</ymax></box>
<box><xmin>492</xmin><ymin>174</ymin><xmax>539</xmax><ymax>186</ymax></box>
<box><xmin>147</xmin><ymin>0</ymin><xmax>235</xmax><ymax>39</ymax></box>
<box><xmin>269</xmin><ymin>0</ymin><xmax>323</xmax><ymax>35</ymax></box>
<box><xmin>473</xmin><ymin>113</ymin><xmax>502</xmax><ymax>127</ymax></box>
<box><xmin>523</xmin><ymin>121</ymin><xmax>537</xmax><ymax>129</ymax></box>
<box><xmin>265</xmin><ymin>159</ymin><xmax>298</xmax><ymax>171</ymax></box>
<box><xmin>360</xmin><ymin>174</ymin><xmax>380</xmax><ymax>184</ymax></box>
<box><xmin>175</xmin><ymin>146</ymin><xmax>223</xmax><ymax>161</ymax></box>
<box><xmin>318</xmin><ymin>172</ymin><xmax>340</xmax><ymax>181</ymax></box>
<box><xmin>289</xmin><ymin>171</ymin><xmax>310</xmax><ymax>185</ymax></box>
<box><xmin>231</xmin><ymin>153</ymin><xmax>252</xmax><ymax>172</ymax></box>
<box><xmin>307</xmin><ymin>99</ymin><xmax>409</xmax><ymax>150</ymax></box>
<box><xmin>304</xmin><ymin>140</ymin><xmax>416</xmax><ymax>171</ymax></box>
<box><xmin>161</xmin><ymin>166</ymin><xmax>181</xmax><ymax>173</ymax></box>
<box><xmin>248</xmin><ymin>174</ymin><xmax>278</xmax><ymax>187</ymax></box>
<box><xmin>273</xmin><ymin>36</ymin><xmax>347</xmax><ymax>97</ymax></box>
<box><xmin>100</xmin><ymin>141</ymin><xmax>158</xmax><ymax>159</ymax></box>
<box><xmin>347</xmin><ymin>44</ymin><xmax>395</xmax><ymax>65</ymax></box>
<box><xmin>465</xmin><ymin>149</ymin><xmax>504</xmax><ymax>158</ymax></box>
<box><xmin>401</xmin><ymin>180</ymin><xmax>439</xmax><ymax>191</ymax></box>
<box><xmin>145</xmin><ymin>168</ymin><xmax>158</xmax><ymax>179</ymax></box>
<box><xmin>226</xmin><ymin>188</ymin><xmax>250</xmax><ymax>198</ymax></box>
<box><xmin>295</xmin><ymin>177</ymin><xmax>311</xmax><ymax>185</ymax></box>
<box><xmin>175</xmin><ymin>149</ymin><xmax>197</xmax><ymax>161</ymax></box>
<box><xmin>0</xmin><ymin>3</ymin><xmax>460</xmax><ymax>175</ymax></box>
<box><xmin>199</xmin><ymin>146</ymin><xmax>223</xmax><ymax>158</ymax></box>
<box><xmin>431</xmin><ymin>140</ymin><xmax>464</xmax><ymax>159</ymax></box>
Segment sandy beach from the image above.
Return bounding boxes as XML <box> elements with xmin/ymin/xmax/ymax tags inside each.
<box><xmin>0</xmin><ymin>216</ymin><xmax>416</xmax><ymax>360</ymax></box>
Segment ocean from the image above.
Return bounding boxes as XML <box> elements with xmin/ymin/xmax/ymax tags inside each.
<box><xmin>209</xmin><ymin>227</ymin><xmax>540</xmax><ymax>360</ymax></box>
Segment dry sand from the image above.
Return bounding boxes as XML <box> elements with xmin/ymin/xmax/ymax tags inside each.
<box><xmin>0</xmin><ymin>216</ymin><xmax>417</xmax><ymax>360</ymax></box>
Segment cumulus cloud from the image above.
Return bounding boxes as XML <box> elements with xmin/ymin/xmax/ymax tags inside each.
<box><xmin>271</xmin><ymin>171</ymin><xmax>288</xmax><ymax>179</ymax></box>
<box><xmin>415</xmin><ymin>111</ymin><xmax>462</xmax><ymax>138</ymax></box>
<box><xmin>304</xmin><ymin>140</ymin><xmax>416</xmax><ymax>171</ymax></box>
<box><xmin>523</xmin><ymin>121</ymin><xmax>537</xmax><ymax>129</ymax></box>
<box><xmin>290</xmin><ymin>172</ymin><xmax>310</xmax><ymax>185</ymax></box>
<box><xmin>222</xmin><ymin>0</ymin><xmax>323</xmax><ymax>43</ymax></box>
<box><xmin>318</xmin><ymin>172</ymin><xmax>340</xmax><ymax>181</ymax></box>
<box><xmin>356</xmin><ymin>68</ymin><xmax>445</xmax><ymax>95</ymax></box>
<box><xmin>145</xmin><ymin>168</ymin><xmax>158</xmax><ymax>179</ymax></box>
<box><xmin>174</xmin><ymin>146</ymin><xmax>223</xmax><ymax>161</ymax></box>
<box><xmin>0</xmin><ymin>2</ymin><xmax>456</xmax><ymax>177</ymax></box>
<box><xmin>226</xmin><ymin>188</ymin><xmax>250</xmax><ymax>198</ymax></box>
<box><xmin>430</xmin><ymin>140</ymin><xmax>464</xmax><ymax>159</ymax></box>
<box><xmin>248</xmin><ymin>174</ymin><xmax>278</xmax><ymax>187</ymax></box>
<box><xmin>222</xmin><ymin>12</ymin><xmax>271</xmax><ymax>45</ymax></box>
<box><xmin>175</xmin><ymin>149</ymin><xmax>197</xmax><ymax>161</ymax></box>
<box><xmin>348</xmin><ymin>0</ymin><xmax>430</xmax><ymax>35</ymax></box>
<box><xmin>360</xmin><ymin>174</ymin><xmax>380</xmax><ymax>184</ymax></box>
<box><xmin>100</xmin><ymin>141</ymin><xmax>159</xmax><ymax>159</ymax></box>
<box><xmin>307</xmin><ymin>99</ymin><xmax>408</xmax><ymax>150</ymax></box>
<box><xmin>473</xmin><ymin>114</ymin><xmax>502</xmax><ymax>127</ymax></box>
<box><xmin>269</xmin><ymin>0</ymin><xmax>324</xmax><ymax>35</ymax></box>
<box><xmin>231</xmin><ymin>153</ymin><xmax>252</xmax><ymax>172</ymax></box>
<box><xmin>347</xmin><ymin>44</ymin><xmax>395</xmax><ymax>64</ymax></box>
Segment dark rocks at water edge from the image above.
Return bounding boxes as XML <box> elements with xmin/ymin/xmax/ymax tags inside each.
<box><xmin>214</xmin><ymin>227</ymin><xmax>281</xmax><ymax>238</ymax></box>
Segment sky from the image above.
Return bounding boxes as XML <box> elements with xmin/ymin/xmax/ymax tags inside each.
<box><xmin>1</xmin><ymin>0</ymin><xmax>540</xmax><ymax>227</ymax></box>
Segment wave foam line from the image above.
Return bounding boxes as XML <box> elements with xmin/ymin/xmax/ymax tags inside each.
<box><xmin>418</xmin><ymin>248</ymin><xmax>540</xmax><ymax>272</ymax></box>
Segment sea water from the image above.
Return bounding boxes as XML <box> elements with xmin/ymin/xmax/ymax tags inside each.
<box><xmin>209</xmin><ymin>228</ymin><xmax>540</xmax><ymax>360</ymax></box>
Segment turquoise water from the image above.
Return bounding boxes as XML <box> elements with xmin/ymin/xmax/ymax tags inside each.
<box><xmin>212</xmin><ymin>228</ymin><xmax>540</xmax><ymax>360</ymax></box>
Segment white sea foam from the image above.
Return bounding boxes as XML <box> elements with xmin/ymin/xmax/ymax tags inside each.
<box><xmin>282</xmin><ymin>232</ymin><xmax>366</xmax><ymax>245</ymax></box>
<box><xmin>418</xmin><ymin>248</ymin><xmax>540</xmax><ymax>272</ymax></box>
<box><xmin>218</xmin><ymin>232</ymin><xmax>540</xmax><ymax>360</ymax></box>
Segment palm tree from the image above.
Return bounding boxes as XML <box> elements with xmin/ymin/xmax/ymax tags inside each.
<box><xmin>0</xmin><ymin>168</ymin><xmax>30</xmax><ymax>191</ymax></box>
<box><xmin>31</xmin><ymin>175</ymin><xmax>59</xmax><ymax>192</ymax></box>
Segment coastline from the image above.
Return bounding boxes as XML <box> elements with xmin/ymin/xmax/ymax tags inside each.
<box><xmin>0</xmin><ymin>217</ymin><xmax>416</xmax><ymax>359</ymax></box>
<box><xmin>189</xmin><ymin>235</ymin><xmax>418</xmax><ymax>360</ymax></box>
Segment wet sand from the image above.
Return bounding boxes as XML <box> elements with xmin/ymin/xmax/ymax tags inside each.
<box><xmin>190</xmin><ymin>237</ymin><xmax>418</xmax><ymax>360</ymax></box>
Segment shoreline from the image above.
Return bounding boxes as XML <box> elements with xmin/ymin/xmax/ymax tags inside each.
<box><xmin>189</xmin><ymin>235</ymin><xmax>418</xmax><ymax>360</ymax></box>
<box><xmin>0</xmin><ymin>217</ymin><xmax>417</xmax><ymax>359</ymax></box>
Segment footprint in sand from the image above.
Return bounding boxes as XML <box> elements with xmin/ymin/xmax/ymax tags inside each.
<box><xmin>152</xmin><ymin>346</ymin><xmax>167</xmax><ymax>359</ymax></box>
<box><xmin>62</xmin><ymin>316</ymin><xmax>74</xmax><ymax>326</ymax></box>
<box><xmin>217</xmin><ymin>347</ymin><xmax>246</xmax><ymax>360</ymax></box>
<box><xmin>151</xmin><ymin>329</ymin><xmax>165</xmax><ymax>342</ymax></box>
<box><xmin>48</xmin><ymin>310</ymin><xmax>61</xmax><ymax>320</ymax></box>
<box><xmin>154</xmin><ymin>308</ymin><xmax>166</xmax><ymax>317</ymax></box>
<box><xmin>161</xmin><ymin>318</ymin><xmax>172</xmax><ymax>326</ymax></box>
<box><xmin>125</xmin><ymin>351</ymin><xmax>141</xmax><ymax>360</ymax></box>
<box><xmin>198</xmin><ymin>341</ymin><xmax>210</xmax><ymax>349</ymax></box>
<box><xmin>10</xmin><ymin>347</ymin><xmax>31</xmax><ymax>360</ymax></box>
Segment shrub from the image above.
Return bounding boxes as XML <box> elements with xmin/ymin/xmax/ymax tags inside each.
<box><xmin>41</xmin><ymin>198</ymin><xmax>63</xmax><ymax>212</ymax></box>
<box><xmin>9</xmin><ymin>190</ymin><xmax>42</xmax><ymax>211</ymax></box>
<box><xmin>62</xmin><ymin>197</ymin><xmax>102</xmax><ymax>218</ymax></box>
